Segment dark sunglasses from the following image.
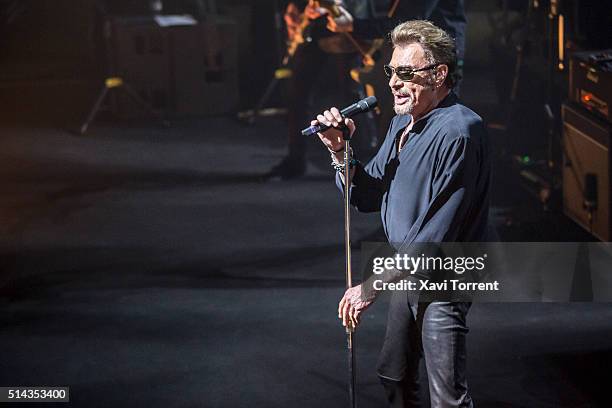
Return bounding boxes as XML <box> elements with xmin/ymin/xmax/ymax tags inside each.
<box><xmin>383</xmin><ymin>64</ymin><xmax>438</xmax><ymax>81</ymax></box>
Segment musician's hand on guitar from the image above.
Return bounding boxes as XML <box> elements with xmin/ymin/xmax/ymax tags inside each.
<box><xmin>304</xmin><ymin>1</ymin><xmax>328</xmax><ymax>20</ymax></box>
<box><xmin>326</xmin><ymin>4</ymin><xmax>353</xmax><ymax>33</ymax></box>
<box><xmin>313</xmin><ymin>107</ymin><xmax>356</xmax><ymax>154</ymax></box>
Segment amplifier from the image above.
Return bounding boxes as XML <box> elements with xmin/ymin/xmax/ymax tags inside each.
<box><xmin>562</xmin><ymin>103</ymin><xmax>612</xmax><ymax>241</ymax></box>
<box><xmin>110</xmin><ymin>17</ymin><xmax>172</xmax><ymax>117</ymax></box>
<box><xmin>108</xmin><ymin>16</ymin><xmax>238</xmax><ymax>117</ymax></box>
<box><xmin>569</xmin><ymin>50</ymin><xmax>612</xmax><ymax>123</ymax></box>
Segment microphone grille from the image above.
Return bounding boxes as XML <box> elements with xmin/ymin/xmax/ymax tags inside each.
<box><xmin>361</xmin><ymin>96</ymin><xmax>378</xmax><ymax>110</ymax></box>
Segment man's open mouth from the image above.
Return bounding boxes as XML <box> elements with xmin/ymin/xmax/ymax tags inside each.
<box><xmin>394</xmin><ymin>94</ymin><xmax>411</xmax><ymax>105</ymax></box>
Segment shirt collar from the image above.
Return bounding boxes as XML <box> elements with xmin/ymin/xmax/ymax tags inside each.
<box><xmin>395</xmin><ymin>91</ymin><xmax>458</xmax><ymax>132</ymax></box>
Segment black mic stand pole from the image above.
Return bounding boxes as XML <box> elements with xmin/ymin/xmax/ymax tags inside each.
<box><xmin>341</xmin><ymin>125</ymin><xmax>356</xmax><ymax>408</ymax></box>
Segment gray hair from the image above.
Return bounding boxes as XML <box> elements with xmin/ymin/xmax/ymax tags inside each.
<box><xmin>390</xmin><ymin>20</ymin><xmax>457</xmax><ymax>88</ymax></box>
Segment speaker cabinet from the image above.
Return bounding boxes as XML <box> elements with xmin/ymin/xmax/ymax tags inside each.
<box><xmin>110</xmin><ymin>17</ymin><xmax>172</xmax><ymax>117</ymax></box>
<box><xmin>108</xmin><ymin>16</ymin><xmax>238</xmax><ymax>117</ymax></box>
<box><xmin>562</xmin><ymin>103</ymin><xmax>612</xmax><ymax>241</ymax></box>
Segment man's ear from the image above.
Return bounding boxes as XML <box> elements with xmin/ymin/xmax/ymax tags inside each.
<box><xmin>435</xmin><ymin>65</ymin><xmax>448</xmax><ymax>87</ymax></box>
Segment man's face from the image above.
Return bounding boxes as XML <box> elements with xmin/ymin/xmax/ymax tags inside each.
<box><xmin>388</xmin><ymin>43</ymin><xmax>439</xmax><ymax>118</ymax></box>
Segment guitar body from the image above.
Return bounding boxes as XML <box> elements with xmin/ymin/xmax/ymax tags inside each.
<box><xmin>317</xmin><ymin>34</ymin><xmax>371</xmax><ymax>55</ymax></box>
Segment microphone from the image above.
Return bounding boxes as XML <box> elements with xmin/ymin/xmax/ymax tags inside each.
<box><xmin>301</xmin><ymin>96</ymin><xmax>378</xmax><ymax>136</ymax></box>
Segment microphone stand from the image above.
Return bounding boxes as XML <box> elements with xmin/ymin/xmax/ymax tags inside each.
<box><xmin>342</xmin><ymin>125</ymin><xmax>356</xmax><ymax>408</ymax></box>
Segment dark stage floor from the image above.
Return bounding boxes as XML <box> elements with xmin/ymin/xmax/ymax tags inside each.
<box><xmin>0</xmin><ymin>106</ymin><xmax>610</xmax><ymax>408</ymax></box>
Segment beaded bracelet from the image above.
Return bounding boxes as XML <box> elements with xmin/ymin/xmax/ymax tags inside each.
<box><xmin>331</xmin><ymin>157</ymin><xmax>358</xmax><ymax>172</ymax></box>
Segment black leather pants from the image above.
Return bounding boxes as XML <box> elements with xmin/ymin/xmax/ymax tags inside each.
<box><xmin>377</xmin><ymin>290</ymin><xmax>473</xmax><ymax>407</ymax></box>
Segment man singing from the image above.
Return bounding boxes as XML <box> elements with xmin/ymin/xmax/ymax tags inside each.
<box><xmin>312</xmin><ymin>20</ymin><xmax>490</xmax><ymax>407</ymax></box>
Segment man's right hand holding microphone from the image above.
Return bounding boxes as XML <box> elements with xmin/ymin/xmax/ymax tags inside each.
<box><xmin>312</xmin><ymin>107</ymin><xmax>357</xmax><ymax>182</ymax></box>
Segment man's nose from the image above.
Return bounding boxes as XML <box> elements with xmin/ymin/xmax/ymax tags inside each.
<box><xmin>388</xmin><ymin>74</ymin><xmax>402</xmax><ymax>89</ymax></box>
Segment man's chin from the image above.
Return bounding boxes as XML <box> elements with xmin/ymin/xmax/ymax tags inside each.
<box><xmin>394</xmin><ymin>103</ymin><xmax>413</xmax><ymax>115</ymax></box>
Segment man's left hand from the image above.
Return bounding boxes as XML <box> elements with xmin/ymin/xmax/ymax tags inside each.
<box><xmin>338</xmin><ymin>284</ymin><xmax>376</xmax><ymax>329</ymax></box>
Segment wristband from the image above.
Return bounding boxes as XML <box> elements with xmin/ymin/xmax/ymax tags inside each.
<box><xmin>331</xmin><ymin>157</ymin><xmax>358</xmax><ymax>172</ymax></box>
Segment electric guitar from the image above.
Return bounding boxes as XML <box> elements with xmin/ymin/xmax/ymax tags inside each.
<box><xmin>238</xmin><ymin>1</ymin><xmax>380</xmax><ymax>124</ymax></box>
<box><xmin>284</xmin><ymin>0</ymin><xmax>375</xmax><ymax>66</ymax></box>
<box><xmin>283</xmin><ymin>1</ymin><xmax>316</xmax><ymax>64</ymax></box>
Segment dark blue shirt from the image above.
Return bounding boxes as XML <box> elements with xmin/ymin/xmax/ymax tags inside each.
<box><xmin>337</xmin><ymin>92</ymin><xmax>490</xmax><ymax>250</ymax></box>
